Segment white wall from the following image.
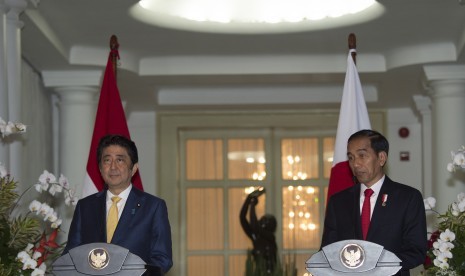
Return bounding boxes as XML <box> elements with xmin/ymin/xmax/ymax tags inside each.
<box><xmin>386</xmin><ymin>108</ymin><xmax>424</xmax><ymax>194</ymax></box>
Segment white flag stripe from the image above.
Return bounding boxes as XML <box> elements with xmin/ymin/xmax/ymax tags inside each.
<box><xmin>83</xmin><ymin>172</ymin><xmax>98</xmax><ymax>198</ymax></box>
<box><xmin>332</xmin><ymin>51</ymin><xmax>371</xmax><ymax>166</ymax></box>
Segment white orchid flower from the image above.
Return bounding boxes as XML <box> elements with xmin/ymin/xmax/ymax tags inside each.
<box><xmin>31</xmin><ymin>263</ymin><xmax>47</xmax><ymax>276</ymax></box>
<box><xmin>71</xmin><ymin>196</ymin><xmax>79</xmax><ymax>206</ymax></box>
<box><xmin>437</xmin><ymin>261</ymin><xmax>450</xmax><ymax>270</ymax></box>
<box><xmin>38</xmin><ymin>203</ymin><xmax>51</xmax><ymax>217</ymax></box>
<box><xmin>458</xmin><ymin>199</ymin><xmax>465</xmax><ymax>212</ymax></box>
<box><xmin>48</xmin><ymin>183</ymin><xmax>62</xmax><ymax>196</ymax></box>
<box><xmin>42</xmin><ymin>207</ymin><xmax>55</xmax><ymax>221</ymax></box>
<box><xmin>31</xmin><ymin>268</ymin><xmax>45</xmax><ymax>276</ymax></box>
<box><xmin>437</xmin><ymin>250</ymin><xmax>453</xmax><ymax>262</ymax></box>
<box><xmin>31</xmin><ymin>263</ymin><xmax>46</xmax><ymax>276</ymax></box>
<box><xmin>25</xmin><ymin>243</ymin><xmax>34</xmax><ymax>253</ymax></box>
<box><xmin>44</xmin><ymin>209</ymin><xmax>58</xmax><ymax>222</ymax></box>
<box><xmin>16</xmin><ymin>251</ymin><xmax>31</xmax><ymax>263</ymax></box>
<box><xmin>447</xmin><ymin>163</ymin><xmax>455</xmax><ymax>172</ymax></box>
<box><xmin>32</xmin><ymin>251</ymin><xmax>42</xmax><ymax>260</ymax></box>
<box><xmin>51</xmin><ymin>218</ymin><xmax>62</xmax><ymax>228</ymax></box>
<box><xmin>4</xmin><ymin>121</ymin><xmax>14</xmax><ymax>136</ymax></box>
<box><xmin>0</xmin><ymin>163</ymin><xmax>7</xmax><ymax>178</ymax></box>
<box><xmin>51</xmin><ymin>218</ymin><xmax>62</xmax><ymax>229</ymax></box>
<box><xmin>423</xmin><ymin>197</ymin><xmax>436</xmax><ymax>210</ymax></box>
<box><xmin>14</xmin><ymin>122</ymin><xmax>26</xmax><ymax>132</ymax></box>
<box><xmin>451</xmin><ymin>204</ymin><xmax>460</xmax><ymax>216</ymax></box>
<box><xmin>440</xmin><ymin>229</ymin><xmax>456</xmax><ymax>242</ymax></box>
<box><xmin>22</xmin><ymin>258</ymin><xmax>37</xmax><ymax>270</ymax></box>
<box><xmin>38</xmin><ymin>170</ymin><xmax>56</xmax><ymax>184</ymax></box>
<box><xmin>59</xmin><ymin>174</ymin><xmax>69</xmax><ymax>189</ymax></box>
<box><xmin>29</xmin><ymin>200</ymin><xmax>42</xmax><ymax>214</ymax></box>
<box><xmin>438</xmin><ymin>241</ymin><xmax>454</xmax><ymax>252</ymax></box>
<box><xmin>453</xmin><ymin>151</ymin><xmax>465</xmax><ymax>167</ymax></box>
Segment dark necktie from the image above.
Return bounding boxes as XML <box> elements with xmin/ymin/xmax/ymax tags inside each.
<box><xmin>361</xmin><ymin>189</ymin><xmax>374</xmax><ymax>240</ymax></box>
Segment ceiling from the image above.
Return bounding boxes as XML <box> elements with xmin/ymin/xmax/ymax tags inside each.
<box><xmin>20</xmin><ymin>0</ymin><xmax>465</xmax><ymax>113</ymax></box>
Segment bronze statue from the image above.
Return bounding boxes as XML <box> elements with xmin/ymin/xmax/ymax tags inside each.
<box><xmin>240</xmin><ymin>188</ymin><xmax>277</xmax><ymax>274</ymax></box>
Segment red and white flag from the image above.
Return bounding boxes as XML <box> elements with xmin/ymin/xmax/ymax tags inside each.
<box><xmin>327</xmin><ymin>49</ymin><xmax>371</xmax><ymax>200</ymax></box>
<box><xmin>82</xmin><ymin>51</ymin><xmax>143</xmax><ymax>198</ymax></box>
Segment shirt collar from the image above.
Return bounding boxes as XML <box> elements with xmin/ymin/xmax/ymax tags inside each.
<box><xmin>360</xmin><ymin>175</ymin><xmax>385</xmax><ymax>197</ymax></box>
<box><xmin>107</xmin><ymin>184</ymin><xmax>132</xmax><ymax>201</ymax></box>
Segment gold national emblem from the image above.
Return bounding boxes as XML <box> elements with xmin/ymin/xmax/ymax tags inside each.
<box><xmin>88</xmin><ymin>248</ymin><xmax>110</xmax><ymax>270</ymax></box>
<box><xmin>340</xmin><ymin>243</ymin><xmax>365</xmax><ymax>269</ymax></box>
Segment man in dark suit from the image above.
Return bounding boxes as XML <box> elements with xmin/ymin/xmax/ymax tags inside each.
<box><xmin>321</xmin><ymin>129</ymin><xmax>427</xmax><ymax>276</ymax></box>
<box><xmin>63</xmin><ymin>134</ymin><xmax>173</xmax><ymax>274</ymax></box>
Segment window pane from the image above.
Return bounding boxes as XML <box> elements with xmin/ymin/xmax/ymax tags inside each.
<box><xmin>281</xmin><ymin>138</ymin><xmax>318</xmax><ymax>180</ymax></box>
<box><xmin>228</xmin><ymin>187</ymin><xmax>265</xmax><ymax>250</ymax></box>
<box><xmin>186</xmin><ymin>139</ymin><xmax>223</xmax><ymax>180</ymax></box>
<box><xmin>228</xmin><ymin>138</ymin><xmax>266</xmax><ymax>180</ymax></box>
<box><xmin>282</xmin><ymin>186</ymin><xmax>320</xmax><ymax>249</ymax></box>
<box><xmin>323</xmin><ymin>137</ymin><xmax>335</xmax><ymax>179</ymax></box>
<box><xmin>187</xmin><ymin>188</ymin><xmax>224</xmax><ymax>250</ymax></box>
<box><xmin>229</xmin><ymin>255</ymin><xmax>247</xmax><ymax>276</ymax></box>
<box><xmin>188</xmin><ymin>255</ymin><xmax>224</xmax><ymax>276</ymax></box>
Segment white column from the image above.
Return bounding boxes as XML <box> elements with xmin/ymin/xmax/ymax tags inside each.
<box><xmin>5</xmin><ymin>0</ymin><xmax>26</xmax><ymax>178</ymax></box>
<box><xmin>42</xmin><ymin>70</ymin><xmax>102</xmax><ymax>198</ymax></box>
<box><xmin>424</xmin><ymin>64</ymin><xmax>465</xmax><ymax>212</ymax></box>
<box><xmin>0</xmin><ymin>2</ymin><xmax>8</xmax><ymax>164</ymax></box>
<box><xmin>413</xmin><ymin>95</ymin><xmax>432</xmax><ymax>197</ymax></box>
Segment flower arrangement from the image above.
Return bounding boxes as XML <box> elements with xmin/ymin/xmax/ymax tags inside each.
<box><xmin>0</xmin><ymin>164</ymin><xmax>78</xmax><ymax>275</ymax></box>
<box><xmin>423</xmin><ymin>146</ymin><xmax>465</xmax><ymax>275</ymax></box>
<box><xmin>424</xmin><ymin>194</ymin><xmax>465</xmax><ymax>275</ymax></box>
<box><xmin>0</xmin><ymin>117</ymin><xmax>77</xmax><ymax>275</ymax></box>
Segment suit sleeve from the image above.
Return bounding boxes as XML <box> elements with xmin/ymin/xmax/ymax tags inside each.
<box><xmin>321</xmin><ymin>197</ymin><xmax>338</xmax><ymax>249</ymax></box>
<box><xmin>63</xmin><ymin>200</ymin><xmax>83</xmax><ymax>254</ymax></box>
<box><xmin>397</xmin><ymin>189</ymin><xmax>428</xmax><ymax>270</ymax></box>
<box><xmin>150</xmin><ymin>199</ymin><xmax>173</xmax><ymax>273</ymax></box>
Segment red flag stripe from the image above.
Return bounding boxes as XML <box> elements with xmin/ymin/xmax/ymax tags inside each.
<box><xmin>82</xmin><ymin>52</ymin><xmax>143</xmax><ymax>197</ymax></box>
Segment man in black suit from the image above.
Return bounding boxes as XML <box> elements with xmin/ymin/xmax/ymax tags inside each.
<box><xmin>321</xmin><ymin>129</ymin><xmax>427</xmax><ymax>276</ymax></box>
<box><xmin>64</xmin><ymin>135</ymin><xmax>173</xmax><ymax>274</ymax></box>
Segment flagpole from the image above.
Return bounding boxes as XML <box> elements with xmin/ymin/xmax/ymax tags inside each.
<box><xmin>110</xmin><ymin>35</ymin><xmax>119</xmax><ymax>81</ymax></box>
<box><xmin>348</xmin><ymin>33</ymin><xmax>356</xmax><ymax>65</ymax></box>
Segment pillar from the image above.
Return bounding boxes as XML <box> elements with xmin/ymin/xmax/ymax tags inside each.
<box><xmin>5</xmin><ymin>0</ymin><xmax>26</xmax><ymax>178</ymax></box>
<box><xmin>413</xmin><ymin>95</ymin><xmax>432</xmax><ymax>197</ymax></box>
<box><xmin>424</xmin><ymin>64</ymin><xmax>465</xmax><ymax>212</ymax></box>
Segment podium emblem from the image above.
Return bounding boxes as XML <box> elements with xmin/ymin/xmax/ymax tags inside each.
<box><xmin>88</xmin><ymin>248</ymin><xmax>110</xmax><ymax>270</ymax></box>
<box><xmin>340</xmin><ymin>243</ymin><xmax>365</xmax><ymax>269</ymax></box>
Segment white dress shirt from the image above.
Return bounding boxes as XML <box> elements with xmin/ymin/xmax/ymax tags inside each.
<box><xmin>106</xmin><ymin>185</ymin><xmax>132</xmax><ymax>220</ymax></box>
<box><xmin>359</xmin><ymin>175</ymin><xmax>385</xmax><ymax>218</ymax></box>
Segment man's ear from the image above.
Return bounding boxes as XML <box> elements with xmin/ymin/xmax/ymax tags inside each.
<box><xmin>131</xmin><ymin>163</ymin><xmax>139</xmax><ymax>177</ymax></box>
<box><xmin>379</xmin><ymin>151</ymin><xmax>388</xmax><ymax>167</ymax></box>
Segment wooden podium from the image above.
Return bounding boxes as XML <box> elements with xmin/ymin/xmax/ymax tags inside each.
<box><xmin>51</xmin><ymin>243</ymin><xmax>163</xmax><ymax>276</ymax></box>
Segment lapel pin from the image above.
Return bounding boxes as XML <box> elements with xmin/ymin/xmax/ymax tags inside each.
<box><xmin>382</xmin><ymin>194</ymin><xmax>388</xmax><ymax>206</ymax></box>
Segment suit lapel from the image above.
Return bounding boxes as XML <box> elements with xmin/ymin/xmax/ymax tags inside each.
<box><xmin>112</xmin><ymin>188</ymin><xmax>144</xmax><ymax>244</ymax></box>
<box><xmin>96</xmin><ymin>191</ymin><xmax>107</xmax><ymax>242</ymax></box>
<box><xmin>352</xmin><ymin>184</ymin><xmax>364</xmax><ymax>240</ymax></box>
